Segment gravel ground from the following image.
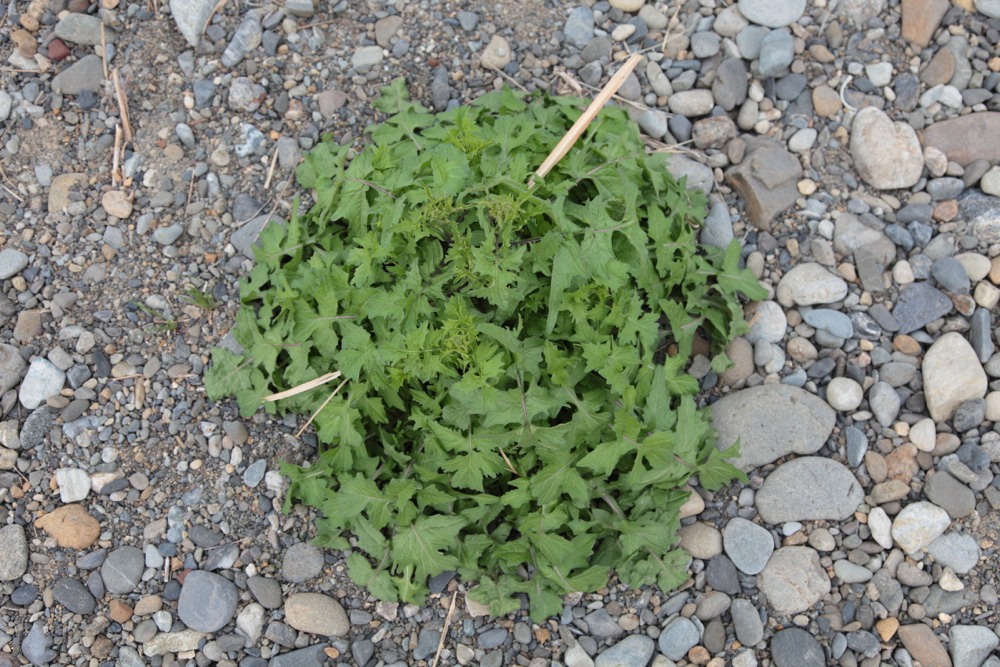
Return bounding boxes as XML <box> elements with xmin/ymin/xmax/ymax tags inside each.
<box><xmin>3</xmin><ymin>0</ymin><xmax>1000</xmax><ymax>665</ymax></box>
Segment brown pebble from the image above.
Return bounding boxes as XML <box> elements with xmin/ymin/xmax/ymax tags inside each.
<box><xmin>885</xmin><ymin>443</ymin><xmax>919</xmax><ymax>484</ymax></box>
<box><xmin>989</xmin><ymin>256</ymin><xmax>1000</xmax><ymax>285</ymax></box>
<box><xmin>48</xmin><ymin>38</ymin><xmax>71</xmax><ymax>61</ymax></box>
<box><xmin>19</xmin><ymin>14</ymin><xmax>40</xmax><ymax>31</ymax></box>
<box><xmin>865</xmin><ymin>451</ymin><xmax>889</xmax><ymax>483</ymax></box>
<box><xmin>108</xmin><ymin>599</ymin><xmax>133</xmax><ymax>623</ymax></box>
<box><xmin>67</xmin><ymin>0</ymin><xmax>93</xmax><ymax>11</ymax></box>
<box><xmin>34</xmin><ymin>505</ymin><xmax>101</xmax><ymax>549</ymax></box>
<box><xmin>932</xmin><ymin>199</ymin><xmax>958</xmax><ymax>222</ymax></box>
<box><xmin>11</xmin><ymin>29</ymin><xmax>37</xmax><ymax>58</ymax></box>
<box><xmin>893</xmin><ymin>334</ymin><xmax>922</xmax><ymax>355</ymax></box>
<box><xmin>687</xmin><ymin>646</ymin><xmax>711</xmax><ymax>664</ymax></box>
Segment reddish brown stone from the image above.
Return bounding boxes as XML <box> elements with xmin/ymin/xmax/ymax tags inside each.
<box><xmin>48</xmin><ymin>38</ymin><xmax>71</xmax><ymax>61</ymax></box>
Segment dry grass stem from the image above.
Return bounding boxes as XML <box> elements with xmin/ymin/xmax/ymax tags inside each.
<box><xmin>113</xmin><ymin>70</ymin><xmax>134</xmax><ymax>143</ymax></box>
<box><xmin>430</xmin><ymin>592</ymin><xmax>458</xmax><ymax>667</ymax></box>
<box><xmin>264</xmin><ymin>145</ymin><xmax>279</xmax><ymax>190</ymax></box>
<box><xmin>531</xmin><ymin>52</ymin><xmax>642</xmax><ymax>186</ymax></box>
<box><xmin>295</xmin><ymin>378</ymin><xmax>349</xmax><ymax>438</ymax></box>
<box><xmin>264</xmin><ymin>371</ymin><xmax>343</xmax><ymax>402</ymax></box>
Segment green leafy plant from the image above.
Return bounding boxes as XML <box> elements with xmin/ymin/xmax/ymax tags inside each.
<box><xmin>205</xmin><ymin>79</ymin><xmax>766</xmax><ymax>619</ymax></box>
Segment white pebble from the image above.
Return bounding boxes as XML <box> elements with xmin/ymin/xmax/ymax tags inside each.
<box><xmin>826</xmin><ymin>377</ymin><xmax>864</xmax><ymax>411</ymax></box>
<box><xmin>909</xmin><ymin>418</ymin><xmax>937</xmax><ymax>452</ymax></box>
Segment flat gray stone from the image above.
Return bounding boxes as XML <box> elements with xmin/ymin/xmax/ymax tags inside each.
<box><xmin>51</xmin><ymin>55</ymin><xmax>104</xmax><ymax>95</ymax></box>
<box><xmin>232</xmin><ymin>215</ymin><xmax>281</xmax><ymax>259</ymax></box>
<box><xmin>19</xmin><ymin>358</ymin><xmax>66</xmax><ymax>410</ymax></box>
<box><xmin>658</xmin><ymin>617</ymin><xmax>700</xmax><ymax>661</ymax></box>
<box><xmin>663</xmin><ymin>154</ymin><xmax>715</xmax><ymax>194</ymax></box>
<box><xmin>52</xmin><ymin>577</ymin><xmax>96</xmax><ymax>614</ymax></box>
<box><xmin>771</xmin><ymin>628</ymin><xmax>825</xmax><ymax>667</ymax></box>
<box><xmin>281</xmin><ymin>542</ymin><xmax>324</xmax><ymax>583</ymax></box>
<box><xmin>757</xmin><ymin>547</ymin><xmax>830</xmax><ymax>616</ymax></box>
<box><xmin>0</xmin><ymin>524</ymin><xmax>28</xmax><ymax>581</ymax></box>
<box><xmin>594</xmin><ymin>634</ymin><xmax>654</xmax><ymax>667</ymax></box>
<box><xmin>143</xmin><ymin>630</ymin><xmax>209</xmax><ymax>657</ymax></box>
<box><xmin>725</xmin><ymin>139</ymin><xmax>802</xmax><ymax>231</ymax></box>
<box><xmin>0</xmin><ymin>344</ymin><xmax>28</xmax><ymax>396</ymax></box>
<box><xmin>178</xmin><ymin>570</ymin><xmax>239</xmax><ymax>632</ymax></box>
<box><xmin>101</xmin><ymin>546</ymin><xmax>143</xmax><ymax>594</ymax></box>
<box><xmin>269</xmin><ymin>645</ymin><xmax>331</xmax><ymax>667</ymax></box>
<box><xmin>54</xmin><ymin>13</ymin><xmax>103</xmax><ymax>45</ymax></box>
<box><xmin>730</xmin><ymin>598</ymin><xmax>764</xmax><ymax>646</ymax></box>
<box><xmin>851</xmin><ymin>107</ymin><xmax>924</xmax><ymax>189</ymax></box>
<box><xmin>923</xmin><ymin>332</ymin><xmax>987</xmax><ymax>422</ymax></box>
<box><xmin>0</xmin><ymin>249</ymin><xmax>28</xmax><ymax>280</ymax></box>
<box><xmin>892</xmin><ymin>282</ymin><xmax>954</xmax><ymax>334</ymax></box>
<box><xmin>723</xmin><ymin>517</ymin><xmax>774</xmax><ymax>575</ymax></box>
<box><xmin>738</xmin><ymin>0</ymin><xmax>806</xmax><ymax>26</ymax></box>
<box><xmin>928</xmin><ymin>532</ymin><xmax>981</xmax><ymax>574</ymax></box>
<box><xmin>170</xmin><ymin>0</ymin><xmax>216</xmax><ymax>47</ymax></box>
<box><xmin>776</xmin><ymin>262</ymin><xmax>848</xmax><ymax>307</ymax></box>
<box><xmin>284</xmin><ymin>593</ymin><xmax>349</xmax><ymax>637</ymax></box>
<box><xmin>949</xmin><ymin>625</ymin><xmax>999</xmax><ymax>667</ymax></box>
<box><xmin>924</xmin><ymin>470</ymin><xmax>976</xmax><ymax>519</ymax></box>
<box><xmin>756</xmin><ymin>457</ymin><xmax>864</xmax><ymax>523</ymax></box>
<box><xmin>892</xmin><ymin>501</ymin><xmax>952</xmax><ymax>555</ymax></box>
<box><xmin>712</xmin><ymin>384</ymin><xmax>835</xmax><ymax>471</ymax></box>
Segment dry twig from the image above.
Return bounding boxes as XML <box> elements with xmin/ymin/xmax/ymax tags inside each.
<box><xmin>430</xmin><ymin>592</ymin><xmax>458</xmax><ymax>667</ymax></box>
<box><xmin>264</xmin><ymin>371</ymin><xmax>343</xmax><ymax>402</ymax></box>
<box><xmin>295</xmin><ymin>378</ymin><xmax>349</xmax><ymax>438</ymax></box>
<box><xmin>113</xmin><ymin>69</ymin><xmax>134</xmax><ymax>144</ymax></box>
<box><xmin>531</xmin><ymin>52</ymin><xmax>643</xmax><ymax>186</ymax></box>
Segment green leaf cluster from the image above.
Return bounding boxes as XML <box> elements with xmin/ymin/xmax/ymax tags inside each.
<box><xmin>205</xmin><ymin>79</ymin><xmax>766</xmax><ymax>620</ymax></box>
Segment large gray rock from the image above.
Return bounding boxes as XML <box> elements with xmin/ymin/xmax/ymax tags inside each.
<box><xmin>949</xmin><ymin>625</ymin><xmax>999</xmax><ymax>667</ymax></box>
<box><xmin>757</xmin><ymin>547</ymin><xmax>830</xmax><ymax>615</ymax></box>
<box><xmin>755</xmin><ymin>457</ymin><xmax>864</xmax><ymax>523</ymax></box>
<box><xmin>0</xmin><ymin>344</ymin><xmax>28</xmax><ymax>395</ymax></box>
<box><xmin>51</xmin><ymin>55</ymin><xmax>104</xmax><ymax>95</ymax></box>
<box><xmin>725</xmin><ymin>139</ymin><xmax>802</xmax><ymax>231</ymax></box>
<box><xmin>923</xmin><ymin>332</ymin><xmax>987</xmax><ymax>422</ymax></box>
<box><xmin>738</xmin><ymin>0</ymin><xmax>807</xmax><ymax>27</ymax></box>
<box><xmin>776</xmin><ymin>263</ymin><xmax>848</xmax><ymax>307</ymax></box>
<box><xmin>170</xmin><ymin>0</ymin><xmax>216</xmax><ymax>47</ymax></box>
<box><xmin>178</xmin><ymin>570</ymin><xmax>239</xmax><ymax>632</ymax></box>
<box><xmin>712</xmin><ymin>384</ymin><xmax>835</xmax><ymax>471</ymax></box>
<box><xmin>0</xmin><ymin>524</ymin><xmax>28</xmax><ymax>581</ymax></box>
<box><xmin>851</xmin><ymin>107</ymin><xmax>924</xmax><ymax>189</ymax></box>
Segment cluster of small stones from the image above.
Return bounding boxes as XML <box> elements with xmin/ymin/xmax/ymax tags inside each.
<box><xmin>2</xmin><ymin>0</ymin><xmax>1000</xmax><ymax>665</ymax></box>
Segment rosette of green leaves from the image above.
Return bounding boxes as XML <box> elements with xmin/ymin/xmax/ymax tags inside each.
<box><xmin>206</xmin><ymin>79</ymin><xmax>766</xmax><ymax>619</ymax></box>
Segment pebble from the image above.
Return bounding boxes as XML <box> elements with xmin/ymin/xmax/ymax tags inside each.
<box><xmin>679</xmin><ymin>522</ymin><xmax>723</xmax><ymax>560</ymax></box>
<box><xmin>868</xmin><ymin>381</ymin><xmax>902</xmax><ymax>426</ymax></box>
<box><xmin>898</xmin><ymin>623</ymin><xmax>951</xmax><ymax>667</ymax></box>
<box><xmin>723</xmin><ymin>517</ymin><xmax>774</xmax><ymax>575</ymax></box>
<box><xmin>713</xmin><ymin>384</ymin><xmax>834</xmax><ymax>470</ymax></box>
<box><xmin>0</xmin><ymin>344</ymin><xmax>28</xmax><ymax>394</ymax></box>
<box><xmin>0</xmin><ymin>249</ymin><xmax>29</xmax><ymax>280</ymax></box>
<box><xmin>891</xmin><ymin>501</ymin><xmax>952</xmax><ymax>555</ymax></box>
<box><xmin>54</xmin><ymin>468</ymin><xmax>91</xmax><ymax>503</ymax></box>
<box><xmin>0</xmin><ymin>525</ymin><xmax>28</xmax><ymax>581</ymax></box>
<box><xmin>170</xmin><ymin>0</ymin><xmax>216</xmax><ymax>46</ymax></box>
<box><xmin>922</xmin><ymin>332</ymin><xmax>988</xmax><ymax>422</ymax></box>
<box><xmin>668</xmin><ymin>90</ymin><xmax>715</xmax><ymax>117</ymax></box>
<box><xmin>850</xmin><ymin>107</ymin><xmax>924</xmax><ymax>190</ymax></box>
<box><xmin>757</xmin><ymin>547</ymin><xmax>830</xmax><ymax>615</ymax></box>
<box><xmin>19</xmin><ymin>358</ymin><xmax>66</xmax><ymax>410</ymax></box>
<box><xmin>284</xmin><ymin>593</ymin><xmax>350</xmax><ymax>637</ymax></box>
<box><xmin>738</xmin><ymin>0</ymin><xmax>806</xmax><ymax>27</ymax></box>
<box><xmin>142</xmin><ymin>630</ymin><xmax>207</xmax><ymax>657</ymax></box>
<box><xmin>51</xmin><ymin>55</ymin><xmax>105</xmax><ymax>95</ymax></box>
<box><xmin>281</xmin><ymin>542</ymin><xmax>324</xmax><ymax>582</ymax></box>
<box><xmin>770</xmin><ymin>628</ymin><xmax>825</xmax><ymax>667</ymax></box>
<box><xmin>178</xmin><ymin>571</ymin><xmax>239</xmax><ymax>632</ymax></box>
<box><xmin>35</xmin><ymin>504</ymin><xmax>101</xmax><ymax>549</ymax></box>
<box><xmin>948</xmin><ymin>626</ymin><xmax>999</xmax><ymax>667</ymax></box>
<box><xmin>776</xmin><ymin>263</ymin><xmax>848</xmax><ymax>307</ymax></box>
<box><xmin>826</xmin><ymin>377</ymin><xmax>863</xmax><ymax>411</ymax></box>
<box><xmin>565</xmin><ymin>7</ymin><xmax>595</xmax><ymax>49</ymax></box>
<box><xmin>927</xmin><ymin>532</ymin><xmax>981</xmax><ymax>574</ymax></box>
<box><xmin>730</xmin><ymin>598</ymin><xmax>764</xmax><ymax>647</ymax></box>
<box><xmin>755</xmin><ymin>457</ymin><xmax>864</xmax><ymax>523</ymax></box>
<box><xmin>758</xmin><ymin>30</ymin><xmax>795</xmax><ymax>77</ymax></box>
<box><xmin>480</xmin><ymin>36</ymin><xmax>511</xmax><ymax>70</ymax></box>
<box><xmin>221</xmin><ymin>10</ymin><xmax>263</xmax><ymax>67</ymax></box>
<box><xmin>54</xmin><ymin>13</ymin><xmax>103</xmax><ymax>46</ymax></box>
<box><xmin>22</xmin><ymin>622</ymin><xmax>56</xmax><ymax>665</ymax></box>
<box><xmin>595</xmin><ymin>634</ymin><xmax>654</xmax><ymax>667</ymax></box>
<box><xmin>101</xmin><ymin>546</ymin><xmax>144</xmax><ymax>594</ymax></box>
<box><xmin>52</xmin><ymin>577</ymin><xmax>97</xmax><ymax>614</ymax></box>
<box><xmin>924</xmin><ymin>470</ymin><xmax>976</xmax><ymax>519</ymax></box>
<box><xmin>868</xmin><ymin>507</ymin><xmax>894</xmax><ymax>549</ymax></box>
<box><xmin>658</xmin><ymin>617</ymin><xmax>700</xmax><ymax>661</ymax></box>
